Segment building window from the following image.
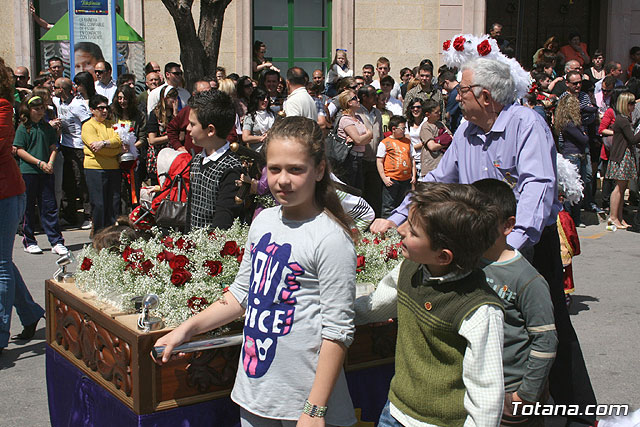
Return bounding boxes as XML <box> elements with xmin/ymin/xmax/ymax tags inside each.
<box><xmin>253</xmin><ymin>0</ymin><xmax>332</xmax><ymax>77</ymax></box>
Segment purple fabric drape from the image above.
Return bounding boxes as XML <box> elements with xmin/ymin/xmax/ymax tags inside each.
<box><xmin>46</xmin><ymin>344</ymin><xmax>394</xmax><ymax>426</ymax></box>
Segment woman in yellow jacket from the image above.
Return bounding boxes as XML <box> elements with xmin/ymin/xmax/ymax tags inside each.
<box><xmin>81</xmin><ymin>94</ymin><xmax>122</xmax><ymax>232</ymax></box>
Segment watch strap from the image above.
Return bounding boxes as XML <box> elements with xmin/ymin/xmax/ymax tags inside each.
<box><xmin>303</xmin><ymin>400</ymin><xmax>327</xmax><ymax>418</ymax></box>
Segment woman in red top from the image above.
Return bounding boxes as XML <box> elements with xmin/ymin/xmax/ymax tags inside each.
<box><xmin>0</xmin><ymin>58</ymin><xmax>45</xmax><ymax>355</ymax></box>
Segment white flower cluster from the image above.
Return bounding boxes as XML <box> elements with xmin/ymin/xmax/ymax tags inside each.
<box><xmin>74</xmin><ymin>222</ymin><xmax>404</xmax><ymax>328</ymax></box>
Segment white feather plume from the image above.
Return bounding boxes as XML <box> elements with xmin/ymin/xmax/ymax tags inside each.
<box><xmin>556</xmin><ymin>154</ymin><xmax>583</xmax><ymax>205</ymax></box>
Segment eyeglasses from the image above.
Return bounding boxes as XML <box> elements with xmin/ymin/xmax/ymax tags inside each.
<box><xmin>169</xmin><ymin>71</ymin><xmax>183</xmax><ymax>76</ymax></box>
<box><xmin>15</xmin><ymin>75</ymin><xmax>27</xmax><ymax>79</ymax></box>
<box><xmin>567</xmin><ymin>80</ymin><xmax>582</xmax><ymax>86</ymax></box>
<box><xmin>458</xmin><ymin>84</ymin><xmax>481</xmax><ymax>95</ymax></box>
<box><xmin>411</xmin><ymin>105</ymin><xmax>422</xmax><ymax>110</ymax></box>
<box><xmin>349</xmin><ymin>85</ymin><xmax>358</xmax><ymax>89</ymax></box>
<box><xmin>350</xmin><ymin>96</ymin><xmax>358</xmax><ymax>102</ymax></box>
<box><xmin>53</xmin><ymin>86</ymin><xmax>63</xmax><ymax>89</ymax></box>
<box><xmin>94</xmin><ymin>70</ymin><xmax>106</xmax><ymax>74</ymax></box>
<box><xmin>94</xmin><ymin>105</ymin><xmax>109</xmax><ymax>111</ymax></box>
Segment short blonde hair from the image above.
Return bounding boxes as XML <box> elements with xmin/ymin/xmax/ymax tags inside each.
<box><xmin>217</xmin><ymin>78</ymin><xmax>237</xmax><ymax>98</ymax></box>
<box><xmin>338</xmin><ymin>89</ymin><xmax>355</xmax><ymax>111</ymax></box>
<box><xmin>615</xmin><ymin>91</ymin><xmax>636</xmax><ymax>117</ymax></box>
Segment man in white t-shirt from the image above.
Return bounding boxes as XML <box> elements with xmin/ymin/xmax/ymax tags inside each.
<box><xmin>147</xmin><ymin>62</ymin><xmax>191</xmax><ymax>115</ymax></box>
<box><xmin>371</xmin><ymin>57</ymin><xmax>402</xmax><ymax>100</ymax></box>
<box><xmin>380</xmin><ymin>76</ymin><xmax>404</xmax><ymax>116</ymax></box>
<box><xmin>283</xmin><ymin>67</ymin><xmax>318</xmax><ymax>120</ymax></box>
<box><xmin>52</xmin><ymin>77</ymin><xmax>92</xmax><ymax>226</ymax></box>
<box><xmin>94</xmin><ymin>61</ymin><xmax>117</xmax><ymax>102</ymax></box>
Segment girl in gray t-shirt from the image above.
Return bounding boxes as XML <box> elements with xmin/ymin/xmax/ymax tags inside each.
<box><xmin>153</xmin><ymin>117</ymin><xmax>358</xmax><ymax>426</ymax></box>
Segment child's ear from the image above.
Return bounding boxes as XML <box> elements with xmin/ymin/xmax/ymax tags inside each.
<box><xmin>503</xmin><ymin>216</ymin><xmax>516</xmax><ymax>235</ymax></box>
<box><xmin>207</xmin><ymin>123</ymin><xmax>216</xmax><ymax>137</ymax></box>
<box><xmin>437</xmin><ymin>248</ymin><xmax>454</xmax><ymax>266</ymax></box>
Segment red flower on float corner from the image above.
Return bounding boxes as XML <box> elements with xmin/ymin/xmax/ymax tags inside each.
<box><xmin>477</xmin><ymin>39</ymin><xmax>492</xmax><ymax>56</ymax></box>
<box><xmin>443</xmin><ymin>40</ymin><xmax>451</xmax><ymax>51</ymax></box>
<box><xmin>161</xmin><ymin>236</ymin><xmax>174</xmax><ymax>248</ymax></box>
<box><xmin>203</xmin><ymin>260</ymin><xmax>223</xmax><ymax>277</ymax></box>
<box><xmin>80</xmin><ymin>257</ymin><xmax>93</xmax><ymax>271</ymax></box>
<box><xmin>187</xmin><ymin>297</ymin><xmax>209</xmax><ymax>314</ymax></box>
<box><xmin>453</xmin><ymin>36</ymin><xmax>466</xmax><ymax>51</ymax></box>
<box><xmin>356</xmin><ymin>255</ymin><xmax>366</xmax><ymax>273</ymax></box>
<box><xmin>171</xmin><ymin>268</ymin><xmax>192</xmax><ymax>287</ymax></box>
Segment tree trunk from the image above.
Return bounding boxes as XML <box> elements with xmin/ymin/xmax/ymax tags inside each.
<box><xmin>160</xmin><ymin>0</ymin><xmax>231</xmax><ymax>90</ymax></box>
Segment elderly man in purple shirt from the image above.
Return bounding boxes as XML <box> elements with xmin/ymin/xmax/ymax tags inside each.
<box><xmin>371</xmin><ymin>58</ymin><xmax>596</xmax><ymax>427</ymax></box>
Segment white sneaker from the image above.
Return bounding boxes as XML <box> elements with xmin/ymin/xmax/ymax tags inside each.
<box><xmin>81</xmin><ymin>220</ymin><xmax>93</xmax><ymax>230</ymax></box>
<box><xmin>51</xmin><ymin>244</ymin><xmax>69</xmax><ymax>256</ymax></box>
<box><xmin>24</xmin><ymin>245</ymin><xmax>43</xmax><ymax>254</ymax></box>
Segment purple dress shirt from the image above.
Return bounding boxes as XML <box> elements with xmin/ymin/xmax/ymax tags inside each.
<box><xmin>388</xmin><ymin>103</ymin><xmax>561</xmax><ymax>249</ymax></box>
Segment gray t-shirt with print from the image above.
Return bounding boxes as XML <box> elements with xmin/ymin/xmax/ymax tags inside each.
<box><xmin>229</xmin><ymin>206</ymin><xmax>357</xmax><ymax>425</ymax></box>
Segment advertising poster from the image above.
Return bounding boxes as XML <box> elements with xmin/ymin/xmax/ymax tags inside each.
<box><xmin>69</xmin><ymin>0</ymin><xmax>117</xmax><ymax>78</ymax></box>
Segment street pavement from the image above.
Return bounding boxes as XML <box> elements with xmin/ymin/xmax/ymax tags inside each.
<box><xmin>1</xmin><ymin>216</ymin><xmax>639</xmax><ymax>426</ymax></box>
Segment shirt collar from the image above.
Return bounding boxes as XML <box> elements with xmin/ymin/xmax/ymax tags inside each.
<box><xmin>418</xmin><ymin>264</ymin><xmax>472</xmax><ymax>286</ymax></box>
<box><xmin>201</xmin><ymin>142</ymin><xmax>230</xmax><ymax>165</ymax></box>
<box><xmin>468</xmin><ymin>102</ymin><xmax>513</xmax><ymax>136</ymax></box>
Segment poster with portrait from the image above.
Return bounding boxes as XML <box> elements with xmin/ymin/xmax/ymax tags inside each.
<box><xmin>69</xmin><ymin>0</ymin><xmax>117</xmax><ymax>79</ymax></box>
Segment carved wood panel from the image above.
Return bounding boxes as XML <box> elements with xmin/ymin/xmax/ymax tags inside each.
<box><xmin>53</xmin><ymin>297</ymin><xmax>133</xmax><ymax>396</ymax></box>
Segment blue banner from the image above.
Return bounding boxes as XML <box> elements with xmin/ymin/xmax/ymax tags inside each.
<box><xmin>74</xmin><ymin>0</ymin><xmax>109</xmax><ymax>15</ymax></box>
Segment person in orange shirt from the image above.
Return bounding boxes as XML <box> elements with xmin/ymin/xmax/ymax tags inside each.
<box><xmin>627</xmin><ymin>46</ymin><xmax>640</xmax><ymax>78</ymax></box>
<box><xmin>377</xmin><ymin>115</ymin><xmax>416</xmax><ymax>217</ymax></box>
<box><xmin>559</xmin><ymin>33</ymin><xmax>590</xmax><ymax>67</ymax></box>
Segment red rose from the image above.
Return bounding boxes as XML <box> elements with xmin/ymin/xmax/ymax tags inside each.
<box><xmin>141</xmin><ymin>260</ymin><xmax>154</xmax><ymax>275</ymax></box>
<box><xmin>443</xmin><ymin>40</ymin><xmax>451</xmax><ymax>51</ymax></box>
<box><xmin>187</xmin><ymin>296</ymin><xmax>209</xmax><ymax>314</ymax></box>
<box><xmin>236</xmin><ymin>248</ymin><xmax>245</xmax><ymax>263</ymax></box>
<box><xmin>373</xmin><ymin>238</ymin><xmax>381</xmax><ymax>245</ymax></box>
<box><xmin>169</xmin><ymin>254</ymin><xmax>189</xmax><ymax>270</ymax></box>
<box><xmin>386</xmin><ymin>247</ymin><xmax>398</xmax><ymax>260</ymax></box>
<box><xmin>204</xmin><ymin>260</ymin><xmax>223</xmax><ymax>277</ymax></box>
<box><xmin>361</xmin><ymin>238</ymin><xmax>370</xmax><ymax>244</ymax></box>
<box><xmin>122</xmin><ymin>247</ymin><xmax>143</xmax><ymax>262</ymax></box>
<box><xmin>162</xmin><ymin>236</ymin><xmax>174</xmax><ymax>248</ymax></box>
<box><xmin>80</xmin><ymin>257</ymin><xmax>93</xmax><ymax>271</ymax></box>
<box><xmin>356</xmin><ymin>255</ymin><xmax>366</xmax><ymax>273</ymax></box>
<box><xmin>156</xmin><ymin>250</ymin><xmax>176</xmax><ymax>263</ymax></box>
<box><xmin>453</xmin><ymin>36</ymin><xmax>466</xmax><ymax>51</ymax></box>
<box><xmin>171</xmin><ymin>268</ymin><xmax>192</xmax><ymax>286</ymax></box>
<box><xmin>477</xmin><ymin>39</ymin><xmax>491</xmax><ymax>56</ymax></box>
<box><xmin>176</xmin><ymin>237</ymin><xmax>195</xmax><ymax>250</ymax></box>
<box><xmin>220</xmin><ymin>241</ymin><xmax>240</xmax><ymax>257</ymax></box>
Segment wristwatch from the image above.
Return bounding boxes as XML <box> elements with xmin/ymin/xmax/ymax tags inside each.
<box><xmin>303</xmin><ymin>400</ymin><xmax>327</xmax><ymax>418</ymax></box>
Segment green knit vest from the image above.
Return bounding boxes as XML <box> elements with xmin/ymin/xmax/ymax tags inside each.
<box><xmin>389</xmin><ymin>260</ymin><xmax>504</xmax><ymax>426</ymax></box>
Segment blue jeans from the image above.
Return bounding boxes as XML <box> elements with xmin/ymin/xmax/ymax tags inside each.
<box><xmin>22</xmin><ymin>173</ymin><xmax>64</xmax><ymax>247</ymax></box>
<box><xmin>0</xmin><ymin>193</ymin><xmax>46</xmax><ymax>347</ymax></box>
<box><xmin>378</xmin><ymin>401</ymin><xmax>403</xmax><ymax>427</ymax></box>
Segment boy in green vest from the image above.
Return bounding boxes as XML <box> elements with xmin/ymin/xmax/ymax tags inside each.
<box><xmin>474</xmin><ymin>179</ymin><xmax>557</xmax><ymax>427</ymax></box>
<box><xmin>359</xmin><ymin>183</ymin><xmax>505</xmax><ymax>427</ymax></box>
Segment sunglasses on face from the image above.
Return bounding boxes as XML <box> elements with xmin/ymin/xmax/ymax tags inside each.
<box><xmin>94</xmin><ymin>106</ymin><xmax>109</xmax><ymax>111</ymax></box>
<box><xmin>350</xmin><ymin>96</ymin><xmax>358</xmax><ymax>102</ymax></box>
<box><xmin>411</xmin><ymin>105</ymin><xmax>422</xmax><ymax>110</ymax></box>
<box><xmin>169</xmin><ymin>71</ymin><xmax>183</xmax><ymax>76</ymax></box>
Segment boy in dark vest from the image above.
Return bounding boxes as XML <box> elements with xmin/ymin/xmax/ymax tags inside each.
<box><xmin>187</xmin><ymin>90</ymin><xmax>243</xmax><ymax>230</ymax></box>
<box><xmin>356</xmin><ymin>183</ymin><xmax>505</xmax><ymax>427</ymax></box>
<box><xmin>474</xmin><ymin>179</ymin><xmax>557</xmax><ymax>427</ymax></box>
